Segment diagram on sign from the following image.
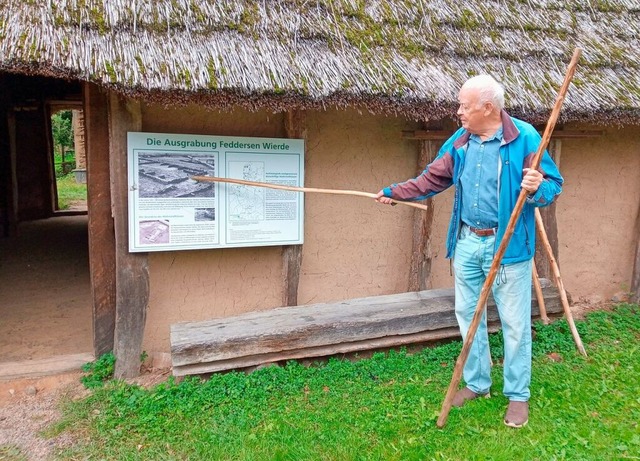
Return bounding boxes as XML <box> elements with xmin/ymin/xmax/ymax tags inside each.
<box><xmin>227</xmin><ymin>161</ymin><xmax>266</xmax><ymax>221</ymax></box>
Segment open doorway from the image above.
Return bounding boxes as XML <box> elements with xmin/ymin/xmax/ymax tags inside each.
<box><xmin>49</xmin><ymin>106</ymin><xmax>87</xmax><ymax>214</ymax></box>
<box><xmin>0</xmin><ymin>90</ymin><xmax>93</xmax><ymax>379</ymax></box>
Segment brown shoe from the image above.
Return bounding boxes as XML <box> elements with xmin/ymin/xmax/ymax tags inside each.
<box><xmin>452</xmin><ymin>387</ymin><xmax>490</xmax><ymax>408</ymax></box>
<box><xmin>504</xmin><ymin>401</ymin><xmax>529</xmax><ymax>428</ymax></box>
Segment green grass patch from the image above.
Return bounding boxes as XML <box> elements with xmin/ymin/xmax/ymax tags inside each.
<box><xmin>0</xmin><ymin>445</ymin><xmax>28</xmax><ymax>461</ymax></box>
<box><xmin>49</xmin><ymin>304</ymin><xmax>640</xmax><ymax>460</ymax></box>
<box><xmin>56</xmin><ymin>174</ymin><xmax>86</xmax><ymax>210</ymax></box>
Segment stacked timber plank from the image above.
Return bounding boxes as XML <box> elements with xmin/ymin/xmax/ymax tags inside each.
<box><xmin>171</xmin><ymin>281</ymin><xmax>562</xmax><ymax>377</ymax></box>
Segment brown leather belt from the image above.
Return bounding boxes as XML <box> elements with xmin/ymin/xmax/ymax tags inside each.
<box><xmin>468</xmin><ymin>226</ymin><xmax>497</xmax><ymax>237</ymax></box>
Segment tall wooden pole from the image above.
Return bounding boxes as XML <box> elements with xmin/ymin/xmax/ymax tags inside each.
<box><xmin>535</xmin><ymin>209</ymin><xmax>587</xmax><ymax>355</ymax></box>
<box><xmin>534</xmin><ymin>139</ymin><xmax>562</xmax><ymax>280</ymax></box>
<box><xmin>532</xmin><ymin>261</ymin><xmax>550</xmax><ymax>325</ymax></box>
<box><xmin>436</xmin><ymin>48</ymin><xmax>582</xmax><ymax>428</ymax></box>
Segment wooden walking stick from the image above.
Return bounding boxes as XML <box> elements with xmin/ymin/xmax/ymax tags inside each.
<box><xmin>191</xmin><ymin>176</ymin><xmax>432</xmax><ymax>212</ymax></box>
<box><xmin>436</xmin><ymin>48</ymin><xmax>582</xmax><ymax>428</ymax></box>
<box><xmin>535</xmin><ymin>208</ymin><xmax>587</xmax><ymax>356</ymax></box>
<box><xmin>532</xmin><ymin>261</ymin><xmax>551</xmax><ymax>325</ymax></box>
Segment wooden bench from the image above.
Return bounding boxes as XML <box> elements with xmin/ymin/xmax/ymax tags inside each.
<box><xmin>170</xmin><ymin>281</ymin><xmax>563</xmax><ymax>377</ymax></box>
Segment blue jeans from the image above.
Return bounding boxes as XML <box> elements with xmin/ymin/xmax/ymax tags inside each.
<box><xmin>453</xmin><ymin>225</ymin><xmax>532</xmax><ymax>402</ymax></box>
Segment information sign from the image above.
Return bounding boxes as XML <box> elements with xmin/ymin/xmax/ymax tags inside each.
<box><xmin>127</xmin><ymin>132</ymin><xmax>304</xmax><ymax>252</ymax></box>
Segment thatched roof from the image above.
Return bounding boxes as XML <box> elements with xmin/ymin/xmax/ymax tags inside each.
<box><xmin>1</xmin><ymin>0</ymin><xmax>638</xmax><ymax>124</ymax></box>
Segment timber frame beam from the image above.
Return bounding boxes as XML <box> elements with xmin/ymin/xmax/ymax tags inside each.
<box><xmin>632</xmin><ymin>199</ymin><xmax>640</xmax><ymax>303</ymax></box>
<box><xmin>282</xmin><ymin>109</ymin><xmax>307</xmax><ymax>306</ymax></box>
<box><xmin>407</xmin><ymin>128</ymin><xmax>437</xmax><ymax>291</ymax></box>
<box><xmin>108</xmin><ymin>93</ymin><xmax>149</xmax><ymax>378</ymax></box>
<box><xmin>83</xmin><ymin>83</ymin><xmax>117</xmax><ymax>357</ymax></box>
<box><xmin>402</xmin><ymin>129</ymin><xmax>605</xmax><ymax>141</ymax></box>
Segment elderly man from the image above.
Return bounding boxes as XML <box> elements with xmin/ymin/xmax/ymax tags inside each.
<box><xmin>376</xmin><ymin>74</ymin><xmax>563</xmax><ymax>427</ymax></box>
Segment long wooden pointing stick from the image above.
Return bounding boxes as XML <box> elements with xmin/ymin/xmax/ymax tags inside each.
<box><xmin>535</xmin><ymin>208</ymin><xmax>587</xmax><ymax>355</ymax></box>
<box><xmin>191</xmin><ymin>176</ymin><xmax>432</xmax><ymax>212</ymax></box>
<box><xmin>436</xmin><ymin>48</ymin><xmax>582</xmax><ymax>428</ymax></box>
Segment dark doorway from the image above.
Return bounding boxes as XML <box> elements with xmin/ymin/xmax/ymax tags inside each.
<box><xmin>0</xmin><ymin>74</ymin><xmax>93</xmax><ymax>379</ymax></box>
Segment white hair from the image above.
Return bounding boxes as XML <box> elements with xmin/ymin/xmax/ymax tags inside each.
<box><xmin>461</xmin><ymin>74</ymin><xmax>505</xmax><ymax>111</ymax></box>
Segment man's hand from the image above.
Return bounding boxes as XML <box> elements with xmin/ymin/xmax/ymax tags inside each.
<box><xmin>521</xmin><ymin>168</ymin><xmax>543</xmax><ymax>194</ymax></box>
<box><xmin>375</xmin><ymin>190</ymin><xmax>395</xmax><ymax>205</ymax></box>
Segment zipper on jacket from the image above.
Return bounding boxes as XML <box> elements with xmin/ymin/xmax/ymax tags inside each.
<box><xmin>524</xmin><ymin>217</ymin><xmax>531</xmax><ymax>255</ymax></box>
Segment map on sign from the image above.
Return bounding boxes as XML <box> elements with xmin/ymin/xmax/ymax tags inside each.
<box><xmin>127</xmin><ymin>132</ymin><xmax>304</xmax><ymax>252</ymax></box>
<box><xmin>227</xmin><ymin>161</ymin><xmax>266</xmax><ymax>221</ymax></box>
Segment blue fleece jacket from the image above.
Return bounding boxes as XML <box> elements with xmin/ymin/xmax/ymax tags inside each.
<box><xmin>383</xmin><ymin>111</ymin><xmax>563</xmax><ymax>264</ymax></box>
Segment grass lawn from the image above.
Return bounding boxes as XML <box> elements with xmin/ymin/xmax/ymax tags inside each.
<box><xmin>47</xmin><ymin>304</ymin><xmax>640</xmax><ymax>460</ymax></box>
<box><xmin>56</xmin><ymin>174</ymin><xmax>86</xmax><ymax>210</ymax></box>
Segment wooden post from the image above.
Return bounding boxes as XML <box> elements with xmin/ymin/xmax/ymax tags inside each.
<box><xmin>534</xmin><ymin>139</ymin><xmax>561</xmax><ymax>279</ymax></box>
<box><xmin>108</xmin><ymin>93</ymin><xmax>149</xmax><ymax>378</ymax></box>
<box><xmin>282</xmin><ymin>110</ymin><xmax>307</xmax><ymax>306</ymax></box>
<box><xmin>83</xmin><ymin>83</ymin><xmax>117</xmax><ymax>357</ymax></box>
<box><xmin>630</xmin><ymin>199</ymin><xmax>640</xmax><ymax>303</ymax></box>
<box><xmin>6</xmin><ymin>110</ymin><xmax>19</xmax><ymax>236</ymax></box>
<box><xmin>408</xmin><ymin>139</ymin><xmax>437</xmax><ymax>291</ymax></box>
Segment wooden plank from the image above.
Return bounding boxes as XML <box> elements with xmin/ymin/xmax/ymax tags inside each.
<box><xmin>282</xmin><ymin>109</ymin><xmax>307</xmax><ymax>306</ymax></box>
<box><xmin>546</xmin><ymin>130</ymin><xmax>604</xmax><ymax>139</ymax></box>
<box><xmin>403</xmin><ymin>130</ymin><xmax>603</xmax><ymax>141</ymax></box>
<box><xmin>108</xmin><ymin>93</ymin><xmax>149</xmax><ymax>379</ymax></box>
<box><xmin>402</xmin><ymin>130</ymin><xmax>450</xmax><ymax>140</ymax></box>
<box><xmin>0</xmin><ymin>353</ymin><xmax>94</xmax><ymax>380</ymax></box>
<box><xmin>408</xmin><ymin>139</ymin><xmax>436</xmax><ymax>291</ymax></box>
<box><xmin>83</xmin><ymin>83</ymin><xmax>117</xmax><ymax>357</ymax></box>
<box><xmin>171</xmin><ymin>282</ymin><xmax>562</xmax><ymax>375</ymax></box>
<box><xmin>535</xmin><ymin>139</ymin><xmax>561</xmax><ymax>279</ymax></box>
<box><xmin>174</xmin><ymin>327</ymin><xmax>469</xmax><ymax>376</ymax></box>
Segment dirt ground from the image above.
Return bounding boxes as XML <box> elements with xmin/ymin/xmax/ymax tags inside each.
<box><xmin>0</xmin><ymin>215</ymin><xmax>93</xmax><ymax>365</ymax></box>
<box><xmin>0</xmin><ymin>215</ymin><xmax>93</xmax><ymax>459</ymax></box>
<box><xmin>0</xmin><ymin>366</ymin><xmax>173</xmax><ymax>460</ymax></box>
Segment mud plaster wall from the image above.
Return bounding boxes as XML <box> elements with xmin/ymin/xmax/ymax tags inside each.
<box><xmin>139</xmin><ymin>105</ymin><xmax>450</xmax><ymax>354</ymax></box>
<box><xmin>554</xmin><ymin>124</ymin><xmax>640</xmax><ymax>303</ymax></box>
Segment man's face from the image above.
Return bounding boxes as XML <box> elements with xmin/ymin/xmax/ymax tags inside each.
<box><xmin>457</xmin><ymin>87</ymin><xmax>491</xmax><ymax>134</ymax></box>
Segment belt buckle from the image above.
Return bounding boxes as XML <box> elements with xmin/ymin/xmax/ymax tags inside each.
<box><xmin>470</xmin><ymin>226</ymin><xmax>496</xmax><ymax>237</ymax></box>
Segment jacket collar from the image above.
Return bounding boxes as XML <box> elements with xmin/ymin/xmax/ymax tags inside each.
<box><xmin>501</xmin><ymin>110</ymin><xmax>519</xmax><ymax>144</ymax></box>
<box><xmin>453</xmin><ymin>110</ymin><xmax>519</xmax><ymax>149</ymax></box>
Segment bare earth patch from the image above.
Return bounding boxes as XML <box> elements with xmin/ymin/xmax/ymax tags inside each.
<box><xmin>0</xmin><ymin>373</ymin><xmax>87</xmax><ymax>460</ymax></box>
<box><xmin>0</xmin><ymin>368</ymin><xmax>170</xmax><ymax>460</ymax></box>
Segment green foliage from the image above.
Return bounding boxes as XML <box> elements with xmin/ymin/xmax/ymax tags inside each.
<box><xmin>51</xmin><ymin>110</ymin><xmax>78</xmax><ymax>181</ymax></box>
<box><xmin>51</xmin><ymin>110</ymin><xmax>73</xmax><ymax>148</ymax></box>
<box><xmin>81</xmin><ymin>352</ymin><xmax>116</xmax><ymax>389</ymax></box>
<box><xmin>53</xmin><ymin>151</ymin><xmax>76</xmax><ymax>178</ymax></box>
<box><xmin>52</xmin><ymin>305</ymin><xmax>640</xmax><ymax>460</ymax></box>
